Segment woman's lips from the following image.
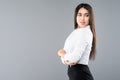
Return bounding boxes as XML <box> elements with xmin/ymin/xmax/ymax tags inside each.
<box><xmin>80</xmin><ymin>22</ymin><xmax>85</xmax><ymax>25</ymax></box>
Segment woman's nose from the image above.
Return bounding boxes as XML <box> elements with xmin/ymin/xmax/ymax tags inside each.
<box><xmin>81</xmin><ymin>16</ymin><xmax>85</xmax><ymax>21</ymax></box>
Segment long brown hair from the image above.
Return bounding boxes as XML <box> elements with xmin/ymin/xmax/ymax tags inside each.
<box><xmin>74</xmin><ymin>3</ymin><xmax>96</xmax><ymax>60</ymax></box>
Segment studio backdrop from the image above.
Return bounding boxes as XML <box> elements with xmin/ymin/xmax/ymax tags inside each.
<box><xmin>0</xmin><ymin>0</ymin><xmax>120</xmax><ymax>80</ymax></box>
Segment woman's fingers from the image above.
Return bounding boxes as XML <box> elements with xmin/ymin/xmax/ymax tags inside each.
<box><xmin>64</xmin><ymin>60</ymin><xmax>78</xmax><ymax>66</ymax></box>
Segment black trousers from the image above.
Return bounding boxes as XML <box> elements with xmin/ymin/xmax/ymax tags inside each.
<box><xmin>68</xmin><ymin>64</ymin><xmax>94</xmax><ymax>80</ymax></box>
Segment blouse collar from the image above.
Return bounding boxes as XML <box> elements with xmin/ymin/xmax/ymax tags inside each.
<box><xmin>76</xmin><ymin>25</ymin><xmax>90</xmax><ymax>30</ymax></box>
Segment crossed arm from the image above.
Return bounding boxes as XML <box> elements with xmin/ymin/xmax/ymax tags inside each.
<box><xmin>57</xmin><ymin>49</ymin><xmax>78</xmax><ymax>65</ymax></box>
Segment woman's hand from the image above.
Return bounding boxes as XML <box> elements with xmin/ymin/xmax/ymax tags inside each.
<box><xmin>57</xmin><ymin>49</ymin><xmax>66</xmax><ymax>58</ymax></box>
<box><xmin>58</xmin><ymin>49</ymin><xmax>79</xmax><ymax>65</ymax></box>
<box><xmin>64</xmin><ymin>60</ymin><xmax>78</xmax><ymax>66</ymax></box>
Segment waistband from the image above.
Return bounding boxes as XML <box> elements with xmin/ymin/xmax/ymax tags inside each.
<box><xmin>68</xmin><ymin>64</ymin><xmax>88</xmax><ymax>68</ymax></box>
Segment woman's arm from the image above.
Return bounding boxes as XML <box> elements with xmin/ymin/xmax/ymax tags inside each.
<box><xmin>63</xmin><ymin>31</ymin><xmax>91</xmax><ymax>65</ymax></box>
<box><xmin>58</xmin><ymin>49</ymin><xmax>78</xmax><ymax>65</ymax></box>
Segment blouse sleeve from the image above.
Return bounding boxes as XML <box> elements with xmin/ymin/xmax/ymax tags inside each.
<box><xmin>63</xmin><ymin>31</ymin><xmax>90</xmax><ymax>64</ymax></box>
<box><xmin>61</xmin><ymin>57</ymin><xmax>65</xmax><ymax>64</ymax></box>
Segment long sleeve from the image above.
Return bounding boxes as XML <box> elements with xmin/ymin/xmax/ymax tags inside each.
<box><xmin>61</xmin><ymin>57</ymin><xmax>65</xmax><ymax>64</ymax></box>
<box><xmin>61</xmin><ymin>25</ymin><xmax>93</xmax><ymax>65</ymax></box>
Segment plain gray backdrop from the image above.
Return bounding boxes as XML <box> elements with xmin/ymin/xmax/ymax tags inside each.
<box><xmin>0</xmin><ymin>0</ymin><xmax>120</xmax><ymax>80</ymax></box>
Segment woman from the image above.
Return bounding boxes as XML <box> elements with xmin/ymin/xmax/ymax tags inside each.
<box><xmin>58</xmin><ymin>3</ymin><xmax>96</xmax><ymax>80</ymax></box>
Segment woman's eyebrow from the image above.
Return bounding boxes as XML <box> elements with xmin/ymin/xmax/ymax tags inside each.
<box><xmin>78</xmin><ymin>12</ymin><xmax>89</xmax><ymax>14</ymax></box>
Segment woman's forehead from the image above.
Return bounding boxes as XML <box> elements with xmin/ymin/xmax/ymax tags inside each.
<box><xmin>78</xmin><ymin>8</ymin><xmax>89</xmax><ymax>14</ymax></box>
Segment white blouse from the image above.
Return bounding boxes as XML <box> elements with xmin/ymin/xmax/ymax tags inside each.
<box><xmin>61</xmin><ymin>25</ymin><xmax>93</xmax><ymax>65</ymax></box>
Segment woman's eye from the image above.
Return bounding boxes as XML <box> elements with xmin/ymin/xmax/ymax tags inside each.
<box><xmin>85</xmin><ymin>14</ymin><xmax>89</xmax><ymax>17</ymax></box>
<box><xmin>77</xmin><ymin>14</ymin><xmax>82</xmax><ymax>16</ymax></box>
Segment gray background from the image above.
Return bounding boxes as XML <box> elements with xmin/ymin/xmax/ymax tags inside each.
<box><xmin>0</xmin><ymin>0</ymin><xmax>120</xmax><ymax>80</ymax></box>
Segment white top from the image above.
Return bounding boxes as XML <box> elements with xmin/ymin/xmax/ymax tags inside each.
<box><xmin>61</xmin><ymin>25</ymin><xmax>93</xmax><ymax>65</ymax></box>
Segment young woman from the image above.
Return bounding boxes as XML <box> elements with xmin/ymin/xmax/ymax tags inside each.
<box><xmin>58</xmin><ymin>3</ymin><xmax>96</xmax><ymax>80</ymax></box>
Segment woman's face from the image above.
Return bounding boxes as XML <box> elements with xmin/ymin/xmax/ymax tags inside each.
<box><xmin>76</xmin><ymin>7</ymin><xmax>89</xmax><ymax>28</ymax></box>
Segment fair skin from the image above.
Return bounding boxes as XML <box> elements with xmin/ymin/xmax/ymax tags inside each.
<box><xmin>58</xmin><ymin>7</ymin><xmax>89</xmax><ymax>65</ymax></box>
<box><xmin>77</xmin><ymin>7</ymin><xmax>89</xmax><ymax>28</ymax></box>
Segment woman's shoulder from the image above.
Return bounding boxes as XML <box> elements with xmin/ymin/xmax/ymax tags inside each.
<box><xmin>75</xmin><ymin>27</ymin><xmax>93</xmax><ymax>39</ymax></box>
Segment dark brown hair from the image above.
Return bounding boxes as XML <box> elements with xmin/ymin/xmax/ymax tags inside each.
<box><xmin>74</xmin><ymin>3</ymin><xmax>96</xmax><ymax>60</ymax></box>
